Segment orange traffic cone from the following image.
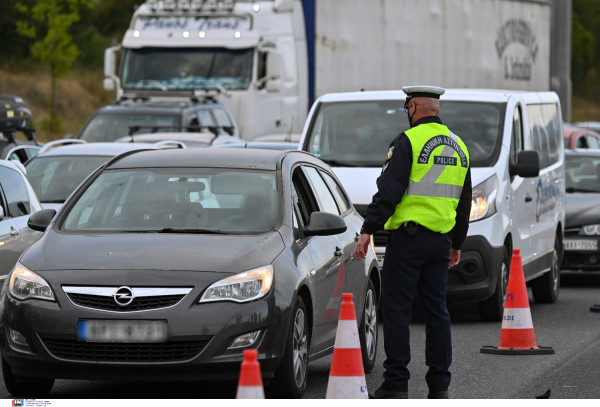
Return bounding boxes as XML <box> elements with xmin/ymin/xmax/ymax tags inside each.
<box><xmin>326</xmin><ymin>293</ymin><xmax>368</xmax><ymax>399</ymax></box>
<box><xmin>236</xmin><ymin>349</ymin><xmax>265</xmax><ymax>399</ymax></box>
<box><xmin>480</xmin><ymin>249</ymin><xmax>554</xmax><ymax>355</ymax></box>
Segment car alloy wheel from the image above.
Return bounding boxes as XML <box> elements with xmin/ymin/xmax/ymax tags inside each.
<box><xmin>359</xmin><ymin>279</ymin><xmax>378</xmax><ymax>372</ymax></box>
<box><xmin>292</xmin><ymin>306</ymin><xmax>308</xmax><ymax>387</ymax></box>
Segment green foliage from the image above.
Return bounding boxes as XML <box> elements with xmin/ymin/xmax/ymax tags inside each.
<box><xmin>16</xmin><ymin>0</ymin><xmax>92</xmax><ymax>78</ymax></box>
<box><xmin>572</xmin><ymin>0</ymin><xmax>600</xmax><ymax>95</ymax></box>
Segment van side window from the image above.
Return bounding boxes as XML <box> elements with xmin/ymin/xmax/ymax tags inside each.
<box><xmin>526</xmin><ymin>103</ymin><xmax>561</xmax><ymax>169</ymax></box>
<box><xmin>510</xmin><ymin>106</ymin><xmax>523</xmax><ymax>168</ymax></box>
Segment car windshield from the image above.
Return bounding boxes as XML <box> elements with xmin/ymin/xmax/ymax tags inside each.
<box><xmin>62</xmin><ymin>168</ymin><xmax>279</xmax><ymax>234</ymax></box>
<box><xmin>305</xmin><ymin>100</ymin><xmax>505</xmax><ymax>168</ymax></box>
<box><xmin>565</xmin><ymin>155</ymin><xmax>600</xmax><ymax>193</ymax></box>
<box><xmin>25</xmin><ymin>155</ymin><xmax>111</xmax><ymax>203</ymax></box>
<box><xmin>79</xmin><ymin>113</ymin><xmax>181</xmax><ymax>142</ymax></box>
<box><xmin>121</xmin><ymin>47</ymin><xmax>253</xmax><ymax>91</ymax></box>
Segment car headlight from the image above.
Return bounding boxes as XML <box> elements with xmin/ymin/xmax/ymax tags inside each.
<box><xmin>470</xmin><ymin>175</ymin><xmax>498</xmax><ymax>222</ymax></box>
<box><xmin>9</xmin><ymin>263</ymin><xmax>55</xmax><ymax>302</ymax></box>
<box><xmin>199</xmin><ymin>266</ymin><xmax>273</xmax><ymax>303</ymax></box>
<box><xmin>580</xmin><ymin>224</ymin><xmax>600</xmax><ymax>236</ymax></box>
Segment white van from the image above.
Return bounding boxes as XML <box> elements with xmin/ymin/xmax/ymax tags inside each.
<box><xmin>299</xmin><ymin>89</ymin><xmax>565</xmax><ymax>321</ymax></box>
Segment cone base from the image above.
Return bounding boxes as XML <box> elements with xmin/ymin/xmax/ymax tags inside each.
<box><xmin>590</xmin><ymin>304</ymin><xmax>600</xmax><ymax>313</ymax></box>
<box><xmin>480</xmin><ymin>345</ymin><xmax>555</xmax><ymax>355</ymax></box>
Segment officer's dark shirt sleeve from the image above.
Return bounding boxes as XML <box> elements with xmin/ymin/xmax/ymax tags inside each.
<box><xmin>360</xmin><ymin>133</ymin><xmax>412</xmax><ymax>235</ymax></box>
<box><xmin>451</xmin><ymin>167</ymin><xmax>472</xmax><ymax>250</ymax></box>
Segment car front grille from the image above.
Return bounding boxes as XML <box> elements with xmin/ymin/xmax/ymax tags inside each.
<box><xmin>66</xmin><ymin>293</ymin><xmax>186</xmax><ymax>312</ymax></box>
<box><xmin>62</xmin><ymin>286</ymin><xmax>193</xmax><ymax>312</ymax></box>
<box><xmin>41</xmin><ymin>337</ymin><xmax>210</xmax><ymax>362</ymax></box>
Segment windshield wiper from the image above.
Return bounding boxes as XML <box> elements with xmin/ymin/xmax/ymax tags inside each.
<box><xmin>320</xmin><ymin>159</ymin><xmax>363</xmax><ymax>167</ymax></box>
<box><xmin>157</xmin><ymin>228</ymin><xmax>228</xmax><ymax>234</ymax></box>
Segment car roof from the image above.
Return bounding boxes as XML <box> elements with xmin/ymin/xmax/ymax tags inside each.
<box><xmin>314</xmin><ymin>88</ymin><xmax>555</xmax><ymax>104</ymax></box>
<box><xmin>95</xmin><ymin>99</ymin><xmax>223</xmax><ymax>115</ymax></box>
<box><xmin>107</xmin><ymin>148</ymin><xmax>315</xmax><ymax>171</ymax></box>
<box><xmin>33</xmin><ymin>142</ymin><xmax>154</xmax><ymax>157</ymax></box>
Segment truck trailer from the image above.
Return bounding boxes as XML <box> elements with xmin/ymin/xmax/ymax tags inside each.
<box><xmin>103</xmin><ymin>0</ymin><xmax>557</xmax><ymax>140</ymax></box>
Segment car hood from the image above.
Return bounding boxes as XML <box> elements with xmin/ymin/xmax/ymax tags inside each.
<box><xmin>566</xmin><ymin>194</ymin><xmax>600</xmax><ymax>228</ymax></box>
<box><xmin>21</xmin><ymin>230</ymin><xmax>285</xmax><ymax>273</ymax></box>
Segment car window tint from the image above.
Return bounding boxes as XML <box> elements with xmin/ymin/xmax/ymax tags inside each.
<box><xmin>25</xmin><ymin>156</ymin><xmax>110</xmax><ymax>202</ymax></box>
<box><xmin>0</xmin><ymin>166</ymin><xmax>31</xmax><ymax>217</ymax></box>
<box><xmin>320</xmin><ymin>170</ymin><xmax>350</xmax><ymax>213</ymax></box>
<box><xmin>63</xmin><ymin>168</ymin><xmax>279</xmax><ymax>234</ymax></box>
<box><xmin>292</xmin><ymin>167</ymin><xmax>320</xmax><ymax>225</ymax></box>
<box><xmin>303</xmin><ymin>166</ymin><xmax>340</xmax><ymax>215</ymax></box>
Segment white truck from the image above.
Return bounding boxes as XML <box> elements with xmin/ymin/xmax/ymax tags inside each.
<box><xmin>104</xmin><ymin>0</ymin><xmax>558</xmax><ymax>140</ymax></box>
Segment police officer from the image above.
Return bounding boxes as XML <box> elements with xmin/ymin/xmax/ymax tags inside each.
<box><xmin>353</xmin><ymin>86</ymin><xmax>472</xmax><ymax>399</ymax></box>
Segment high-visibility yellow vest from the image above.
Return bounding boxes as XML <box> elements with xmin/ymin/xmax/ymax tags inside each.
<box><xmin>384</xmin><ymin>122</ymin><xmax>470</xmax><ymax>233</ymax></box>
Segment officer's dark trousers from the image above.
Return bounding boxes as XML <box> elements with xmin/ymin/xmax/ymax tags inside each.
<box><xmin>381</xmin><ymin>226</ymin><xmax>452</xmax><ymax>393</ymax></box>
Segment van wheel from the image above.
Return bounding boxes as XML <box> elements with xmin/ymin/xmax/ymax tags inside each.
<box><xmin>478</xmin><ymin>246</ymin><xmax>511</xmax><ymax>321</ymax></box>
<box><xmin>531</xmin><ymin>237</ymin><xmax>561</xmax><ymax>303</ymax></box>
<box><xmin>2</xmin><ymin>357</ymin><xmax>54</xmax><ymax>397</ymax></box>
<box><xmin>268</xmin><ymin>296</ymin><xmax>308</xmax><ymax>398</ymax></box>
<box><xmin>359</xmin><ymin>279</ymin><xmax>378</xmax><ymax>373</ymax></box>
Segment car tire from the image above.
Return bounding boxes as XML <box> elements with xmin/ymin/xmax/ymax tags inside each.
<box><xmin>531</xmin><ymin>237</ymin><xmax>561</xmax><ymax>304</ymax></box>
<box><xmin>478</xmin><ymin>246</ymin><xmax>511</xmax><ymax>321</ymax></box>
<box><xmin>269</xmin><ymin>296</ymin><xmax>308</xmax><ymax>398</ymax></box>
<box><xmin>2</xmin><ymin>357</ymin><xmax>54</xmax><ymax>397</ymax></box>
<box><xmin>359</xmin><ymin>279</ymin><xmax>378</xmax><ymax>373</ymax></box>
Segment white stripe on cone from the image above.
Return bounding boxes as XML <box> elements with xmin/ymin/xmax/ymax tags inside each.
<box><xmin>333</xmin><ymin>320</ymin><xmax>361</xmax><ymax>349</ymax></box>
<box><xmin>326</xmin><ymin>377</ymin><xmax>369</xmax><ymax>399</ymax></box>
<box><xmin>501</xmin><ymin>307</ymin><xmax>534</xmax><ymax>329</ymax></box>
<box><xmin>236</xmin><ymin>385</ymin><xmax>264</xmax><ymax>399</ymax></box>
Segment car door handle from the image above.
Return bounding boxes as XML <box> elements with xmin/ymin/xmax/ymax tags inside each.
<box><xmin>525</xmin><ymin>195</ymin><xmax>533</xmax><ymax>202</ymax></box>
<box><xmin>334</xmin><ymin>246</ymin><xmax>343</xmax><ymax>257</ymax></box>
<box><xmin>10</xmin><ymin>227</ymin><xmax>19</xmax><ymax>236</ymax></box>
<box><xmin>354</xmin><ymin>233</ymin><xmax>360</xmax><ymax>242</ymax></box>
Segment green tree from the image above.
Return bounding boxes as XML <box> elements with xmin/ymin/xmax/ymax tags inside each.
<box><xmin>15</xmin><ymin>0</ymin><xmax>91</xmax><ymax>133</ymax></box>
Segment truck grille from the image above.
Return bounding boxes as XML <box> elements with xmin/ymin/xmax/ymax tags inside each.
<box><xmin>42</xmin><ymin>337</ymin><xmax>210</xmax><ymax>362</ymax></box>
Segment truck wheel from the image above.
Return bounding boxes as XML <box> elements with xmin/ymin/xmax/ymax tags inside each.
<box><xmin>531</xmin><ymin>237</ymin><xmax>561</xmax><ymax>303</ymax></box>
<box><xmin>478</xmin><ymin>246</ymin><xmax>511</xmax><ymax>321</ymax></box>
<box><xmin>359</xmin><ymin>279</ymin><xmax>378</xmax><ymax>373</ymax></box>
<box><xmin>2</xmin><ymin>357</ymin><xmax>54</xmax><ymax>397</ymax></box>
<box><xmin>269</xmin><ymin>296</ymin><xmax>308</xmax><ymax>398</ymax></box>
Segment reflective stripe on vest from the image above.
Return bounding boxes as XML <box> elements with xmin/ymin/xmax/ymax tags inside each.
<box><xmin>406</xmin><ymin>132</ymin><xmax>464</xmax><ymax>199</ymax></box>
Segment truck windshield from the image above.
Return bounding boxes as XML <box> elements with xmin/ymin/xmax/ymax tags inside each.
<box><xmin>121</xmin><ymin>47</ymin><xmax>253</xmax><ymax>91</ymax></box>
<box><xmin>305</xmin><ymin>100</ymin><xmax>505</xmax><ymax>168</ymax></box>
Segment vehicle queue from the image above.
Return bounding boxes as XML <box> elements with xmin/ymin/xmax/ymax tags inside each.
<box><xmin>0</xmin><ymin>86</ymin><xmax>599</xmax><ymax>398</ymax></box>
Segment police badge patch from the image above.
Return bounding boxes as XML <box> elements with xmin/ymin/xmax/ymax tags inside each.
<box><xmin>386</xmin><ymin>146</ymin><xmax>395</xmax><ymax>160</ymax></box>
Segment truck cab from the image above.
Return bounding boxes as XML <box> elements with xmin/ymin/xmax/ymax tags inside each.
<box><xmin>104</xmin><ymin>0</ymin><xmax>307</xmax><ymax>141</ymax></box>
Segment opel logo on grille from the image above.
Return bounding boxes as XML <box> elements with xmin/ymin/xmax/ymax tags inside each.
<box><xmin>113</xmin><ymin>286</ymin><xmax>135</xmax><ymax>306</ymax></box>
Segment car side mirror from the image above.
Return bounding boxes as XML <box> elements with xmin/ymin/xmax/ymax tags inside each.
<box><xmin>28</xmin><ymin>209</ymin><xmax>57</xmax><ymax>232</ymax></box>
<box><xmin>303</xmin><ymin>211</ymin><xmax>347</xmax><ymax>237</ymax></box>
<box><xmin>510</xmin><ymin>150</ymin><xmax>540</xmax><ymax>178</ymax></box>
<box><xmin>0</xmin><ymin>205</ymin><xmax>4</xmax><ymax>221</ymax></box>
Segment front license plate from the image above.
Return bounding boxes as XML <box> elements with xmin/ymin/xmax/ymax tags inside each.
<box><xmin>78</xmin><ymin>320</ymin><xmax>168</xmax><ymax>343</ymax></box>
<box><xmin>564</xmin><ymin>239</ymin><xmax>598</xmax><ymax>251</ymax></box>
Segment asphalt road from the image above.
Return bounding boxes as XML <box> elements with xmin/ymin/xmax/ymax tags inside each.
<box><xmin>1</xmin><ymin>274</ymin><xmax>599</xmax><ymax>400</ymax></box>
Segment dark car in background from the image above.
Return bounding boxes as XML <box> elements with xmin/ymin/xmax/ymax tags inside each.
<box><xmin>562</xmin><ymin>149</ymin><xmax>600</xmax><ymax>272</ymax></box>
<box><xmin>1</xmin><ymin>148</ymin><xmax>380</xmax><ymax>398</ymax></box>
<box><xmin>76</xmin><ymin>98</ymin><xmax>238</xmax><ymax>142</ymax></box>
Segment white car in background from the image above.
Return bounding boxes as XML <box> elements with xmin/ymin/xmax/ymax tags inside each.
<box><xmin>25</xmin><ymin>140</ymin><xmax>185</xmax><ymax>211</ymax></box>
<box><xmin>0</xmin><ymin>159</ymin><xmax>42</xmax><ymax>278</ymax></box>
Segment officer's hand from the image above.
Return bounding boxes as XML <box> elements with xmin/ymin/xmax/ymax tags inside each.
<box><xmin>353</xmin><ymin>233</ymin><xmax>371</xmax><ymax>261</ymax></box>
<box><xmin>449</xmin><ymin>248</ymin><xmax>461</xmax><ymax>269</ymax></box>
